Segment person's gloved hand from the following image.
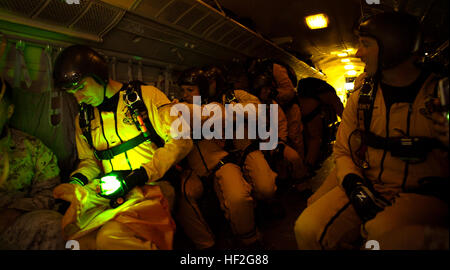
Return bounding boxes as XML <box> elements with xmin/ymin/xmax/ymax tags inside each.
<box><xmin>97</xmin><ymin>168</ymin><xmax>148</xmax><ymax>206</ymax></box>
<box><xmin>342</xmin><ymin>173</ymin><xmax>391</xmax><ymax>222</ymax></box>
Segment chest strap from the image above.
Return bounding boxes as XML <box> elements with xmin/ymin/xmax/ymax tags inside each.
<box><xmin>94</xmin><ymin>133</ymin><xmax>148</xmax><ymax>160</ymax></box>
<box><xmin>80</xmin><ymin>81</ymin><xmax>166</xmax><ymax>161</ymax></box>
<box><xmin>364</xmin><ymin>131</ymin><xmax>447</xmax><ymax>162</ymax></box>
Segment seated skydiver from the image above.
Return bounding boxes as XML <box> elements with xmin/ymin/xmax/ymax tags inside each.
<box><xmin>297</xmin><ymin>77</ymin><xmax>344</xmax><ymax>172</ymax></box>
<box><xmin>247</xmin><ymin>58</ymin><xmax>307</xmax><ymax>174</ymax></box>
<box><xmin>0</xmin><ymin>77</ymin><xmax>65</xmax><ymax>250</ymax></box>
<box><xmin>52</xmin><ymin>45</ymin><xmax>192</xmax><ymax>250</ymax></box>
<box><xmin>294</xmin><ymin>12</ymin><xmax>449</xmax><ymax>250</ymax></box>
<box><xmin>214</xmin><ymin>65</ymin><xmax>281</xmax><ymax>223</ymax></box>
<box><xmin>249</xmin><ymin>72</ymin><xmax>310</xmax><ymax>193</ymax></box>
<box><xmin>174</xmin><ymin>67</ymin><xmax>264</xmax><ymax>249</ymax></box>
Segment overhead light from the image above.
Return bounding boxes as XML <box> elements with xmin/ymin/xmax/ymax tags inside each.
<box><xmin>344</xmin><ymin>64</ymin><xmax>355</xmax><ymax>70</ymax></box>
<box><xmin>341</xmin><ymin>58</ymin><xmax>350</xmax><ymax>63</ymax></box>
<box><xmin>347</xmin><ymin>70</ymin><xmax>357</xmax><ymax>76</ymax></box>
<box><xmin>338</xmin><ymin>52</ymin><xmax>348</xmax><ymax>57</ymax></box>
<box><xmin>344</xmin><ymin>49</ymin><xmax>355</xmax><ymax>54</ymax></box>
<box><xmin>305</xmin><ymin>14</ymin><xmax>328</xmax><ymax>30</ymax></box>
<box><xmin>345</xmin><ymin>82</ymin><xmax>354</xmax><ymax>91</ymax></box>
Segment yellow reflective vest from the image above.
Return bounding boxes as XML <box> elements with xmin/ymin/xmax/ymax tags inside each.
<box><xmin>71</xmin><ymin>85</ymin><xmax>193</xmax><ymax>183</ymax></box>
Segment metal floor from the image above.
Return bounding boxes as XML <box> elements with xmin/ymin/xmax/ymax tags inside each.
<box><xmin>259</xmin><ymin>156</ymin><xmax>335</xmax><ymax>250</ymax></box>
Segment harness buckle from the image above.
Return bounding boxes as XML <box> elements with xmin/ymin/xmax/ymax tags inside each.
<box><xmin>400</xmin><ymin>138</ymin><xmax>413</xmax><ymax>146</ymax></box>
<box><xmin>124</xmin><ymin>89</ymin><xmax>142</xmax><ymax>107</ymax></box>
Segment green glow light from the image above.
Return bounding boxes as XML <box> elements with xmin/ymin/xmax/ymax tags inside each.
<box><xmin>100</xmin><ymin>175</ymin><xmax>122</xmax><ymax>196</ymax></box>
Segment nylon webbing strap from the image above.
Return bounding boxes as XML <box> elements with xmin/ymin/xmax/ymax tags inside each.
<box><xmin>357</xmin><ymin>77</ymin><xmax>377</xmax><ymax>132</ymax></box>
<box><xmin>125</xmin><ymin>81</ymin><xmax>165</xmax><ymax>148</ymax></box>
<box><xmin>79</xmin><ymin>104</ymin><xmax>94</xmax><ymax>148</ymax></box>
<box><xmin>94</xmin><ymin>133</ymin><xmax>148</xmax><ymax>160</ymax></box>
<box><xmin>209</xmin><ymin>154</ymin><xmax>236</xmax><ymax>175</ymax></box>
<box><xmin>364</xmin><ymin>131</ymin><xmax>447</xmax><ymax>152</ymax></box>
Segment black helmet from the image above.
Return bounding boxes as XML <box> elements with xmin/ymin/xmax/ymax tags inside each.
<box><xmin>248</xmin><ymin>58</ymin><xmax>297</xmax><ymax>88</ymax></box>
<box><xmin>247</xmin><ymin>58</ymin><xmax>272</xmax><ymax>78</ymax></box>
<box><xmin>250</xmin><ymin>73</ymin><xmax>277</xmax><ymax>99</ymax></box>
<box><xmin>203</xmin><ymin>65</ymin><xmax>231</xmax><ymax>93</ymax></box>
<box><xmin>177</xmin><ymin>67</ymin><xmax>209</xmax><ymax>95</ymax></box>
<box><xmin>53</xmin><ymin>45</ymin><xmax>109</xmax><ymax>91</ymax></box>
<box><xmin>278</xmin><ymin>61</ymin><xmax>298</xmax><ymax>88</ymax></box>
<box><xmin>203</xmin><ymin>65</ymin><xmax>225</xmax><ymax>82</ymax></box>
<box><xmin>356</xmin><ymin>12</ymin><xmax>421</xmax><ymax>69</ymax></box>
<box><xmin>297</xmin><ymin>77</ymin><xmax>336</xmax><ymax>98</ymax></box>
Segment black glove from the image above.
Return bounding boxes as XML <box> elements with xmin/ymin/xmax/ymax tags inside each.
<box><xmin>98</xmin><ymin>168</ymin><xmax>148</xmax><ymax>207</ymax></box>
<box><xmin>342</xmin><ymin>174</ymin><xmax>391</xmax><ymax>222</ymax></box>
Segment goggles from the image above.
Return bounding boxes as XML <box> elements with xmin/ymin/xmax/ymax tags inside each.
<box><xmin>58</xmin><ymin>72</ymin><xmax>84</xmax><ymax>92</ymax></box>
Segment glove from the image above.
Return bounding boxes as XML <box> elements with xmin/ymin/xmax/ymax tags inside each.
<box><xmin>69</xmin><ymin>173</ymin><xmax>89</xmax><ymax>186</ymax></box>
<box><xmin>342</xmin><ymin>174</ymin><xmax>391</xmax><ymax>222</ymax></box>
<box><xmin>97</xmin><ymin>168</ymin><xmax>148</xmax><ymax>204</ymax></box>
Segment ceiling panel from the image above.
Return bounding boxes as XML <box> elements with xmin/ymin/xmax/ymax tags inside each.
<box><xmin>36</xmin><ymin>0</ymin><xmax>87</xmax><ymax>26</ymax></box>
<box><xmin>175</xmin><ymin>5</ymin><xmax>206</xmax><ymax>28</ymax></box>
<box><xmin>0</xmin><ymin>0</ymin><xmax>42</xmax><ymax>17</ymax></box>
<box><xmin>157</xmin><ymin>0</ymin><xmax>192</xmax><ymax>23</ymax></box>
